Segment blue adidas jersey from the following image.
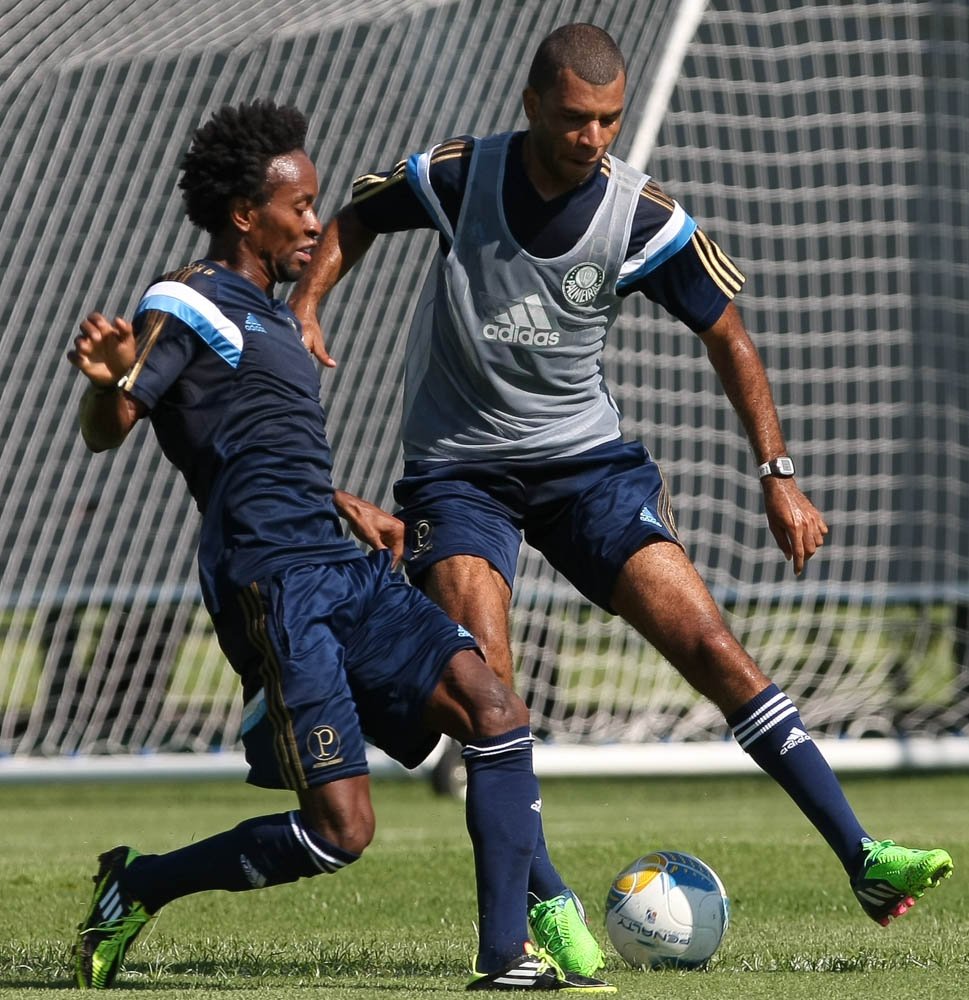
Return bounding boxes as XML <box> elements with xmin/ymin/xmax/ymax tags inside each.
<box><xmin>124</xmin><ymin>260</ymin><xmax>363</xmax><ymax>610</ymax></box>
<box><xmin>351</xmin><ymin>131</ymin><xmax>743</xmax><ymax>334</ymax></box>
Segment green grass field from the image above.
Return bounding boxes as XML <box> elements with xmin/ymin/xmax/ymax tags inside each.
<box><xmin>0</xmin><ymin>771</ymin><xmax>965</xmax><ymax>999</ymax></box>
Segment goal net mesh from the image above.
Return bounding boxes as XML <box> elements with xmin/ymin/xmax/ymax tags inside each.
<box><xmin>1</xmin><ymin>0</ymin><xmax>966</xmax><ymax>764</ymax></box>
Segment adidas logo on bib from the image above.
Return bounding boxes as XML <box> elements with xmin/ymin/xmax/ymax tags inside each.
<box><xmin>481</xmin><ymin>294</ymin><xmax>560</xmax><ymax>347</ymax></box>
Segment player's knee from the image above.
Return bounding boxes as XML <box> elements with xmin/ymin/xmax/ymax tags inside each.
<box><xmin>297</xmin><ymin>782</ymin><xmax>376</xmax><ymax>858</ymax></box>
<box><xmin>469</xmin><ymin>675</ymin><xmax>529</xmax><ymax>736</ymax></box>
<box><xmin>299</xmin><ymin>808</ymin><xmax>375</xmax><ymax>858</ymax></box>
<box><xmin>428</xmin><ymin>650</ymin><xmax>529</xmax><ymax>739</ymax></box>
<box><xmin>335</xmin><ymin>824</ymin><xmax>373</xmax><ymax>859</ymax></box>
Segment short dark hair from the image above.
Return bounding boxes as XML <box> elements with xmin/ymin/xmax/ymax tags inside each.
<box><xmin>527</xmin><ymin>23</ymin><xmax>626</xmax><ymax>94</ymax></box>
<box><xmin>178</xmin><ymin>99</ymin><xmax>308</xmax><ymax>234</ymax></box>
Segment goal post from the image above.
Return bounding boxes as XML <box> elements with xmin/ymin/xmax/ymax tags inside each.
<box><xmin>1</xmin><ymin>0</ymin><xmax>968</xmax><ymax>782</ymax></box>
<box><xmin>625</xmin><ymin>0</ymin><xmax>709</xmax><ymax>171</ymax></box>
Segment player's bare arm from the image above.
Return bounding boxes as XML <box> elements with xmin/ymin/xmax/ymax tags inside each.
<box><xmin>698</xmin><ymin>302</ymin><xmax>828</xmax><ymax>575</ymax></box>
<box><xmin>289</xmin><ymin>205</ymin><xmax>377</xmax><ymax>367</ymax></box>
<box><xmin>67</xmin><ymin>312</ymin><xmax>143</xmax><ymax>453</ymax></box>
<box><xmin>333</xmin><ymin>489</ymin><xmax>405</xmax><ymax>566</ymax></box>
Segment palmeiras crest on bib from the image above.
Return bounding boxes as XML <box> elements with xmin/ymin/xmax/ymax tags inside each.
<box><xmin>562</xmin><ymin>262</ymin><xmax>605</xmax><ymax>305</ymax></box>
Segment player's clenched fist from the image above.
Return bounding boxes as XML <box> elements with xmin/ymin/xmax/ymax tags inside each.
<box><xmin>67</xmin><ymin>313</ymin><xmax>136</xmax><ymax>387</ymax></box>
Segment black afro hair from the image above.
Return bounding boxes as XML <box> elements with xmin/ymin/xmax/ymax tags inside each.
<box><xmin>178</xmin><ymin>99</ymin><xmax>308</xmax><ymax>234</ymax></box>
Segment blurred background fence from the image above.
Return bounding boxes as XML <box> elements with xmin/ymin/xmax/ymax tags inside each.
<box><xmin>1</xmin><ymin>0</ymin><xmax>967</xmax><ymax>777</ymax></box>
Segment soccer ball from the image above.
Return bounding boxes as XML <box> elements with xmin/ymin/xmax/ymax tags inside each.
<box><xmin>604</xmin><ymin>851</ymin><xmax>729</xmax><ymax>969</ymax></box>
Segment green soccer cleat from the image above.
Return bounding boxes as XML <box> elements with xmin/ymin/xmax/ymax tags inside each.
<box><xmin>528</xmin><ymin>892</ymin><xmax>605</xmax><ymax>978</ymax></box>
<box><xmin>850</xmin><ymin>839</ymin><xmax>954</xmax><ymax>926</ymax></box>
<box><xmin>467</xmin><ymin>941</ymin><xmax>615</xmax><ymax>992</ymax></box>
<box><xmin>74</xmin><ymin>846</ymin><xmax>153</xmax><ymax>989</ymax></box>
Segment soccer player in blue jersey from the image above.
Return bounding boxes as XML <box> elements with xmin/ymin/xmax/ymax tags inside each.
<box><xmin>65</xmin><ymin>99</ymin><xmax>614</xmax><ymax>993</ymax></box>
<box><xmin>290</xmin><ymin>22</ymin><xmax>953</xmax><ymax>970</ymax></box>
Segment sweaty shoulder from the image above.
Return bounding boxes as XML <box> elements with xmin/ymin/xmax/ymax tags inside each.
<box><xmin>618</xmin><ymin>178</ymin><xmax>745</xmax><ymax>332</ymax></box>
<box><xmin>351</xmin><ymin>136</ymin><xmax>473</xmax><ymax>235</ymax></box>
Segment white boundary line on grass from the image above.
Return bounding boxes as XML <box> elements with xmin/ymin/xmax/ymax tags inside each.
<box><xmin>1</xmin><ymin>737</ymin><xmax>968</xmax><ymax>783</ymax></box>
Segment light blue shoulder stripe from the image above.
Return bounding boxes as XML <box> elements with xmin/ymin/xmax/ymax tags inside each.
<box><xmin>406</xmin><ymin>149</ymin><xmax>454</xmax><ymax>242</ymax></box>
<box><xmin>616</xmin><ymin>212</ymin><xmax>697</xmax><ymax>292</ymax></box>
<box><xmin>135</xmin><ymin>280</ymin><xmax>243</xmax><ymax>367</ymax></box>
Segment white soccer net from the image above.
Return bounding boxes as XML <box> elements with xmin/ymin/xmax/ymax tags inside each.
<box><xmin>1</xmin><ymin>0</ymin><xmax>967</xmax><ymax>776</ymax></box>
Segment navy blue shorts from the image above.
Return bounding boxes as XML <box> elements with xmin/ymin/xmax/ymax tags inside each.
<box><xmin>211</xmin><ymin>550</ymin><xmax>478</xmax><ymax>791</ymax></box>
<box><xmin>393</xmin><ymin>439</ymin><xmax>680</xmax><ymax>612</ymax></box>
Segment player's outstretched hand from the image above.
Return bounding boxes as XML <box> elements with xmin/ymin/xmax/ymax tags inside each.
<box><xmin>333</xmin><ymin>490</ymin><xmax>405</xmax><ymax>567</ymax></box>
<box><xmin>297</xmin><ymin>310</ymin><xmax>337</xmax><ymax>369</ymax></box>
<box><xmin>762</xmin><ymin>478</ymin><xmax>828</xmax><ymax>576</ymax></box>
<box><xmin>67</xmin><ymin>313</ymin><xmax>136</xmax><ymax>386</ymax></box>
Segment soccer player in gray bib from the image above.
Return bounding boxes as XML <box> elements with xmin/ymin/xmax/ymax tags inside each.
<box><xmin>291</xmin><ymin>23</ymin><xmax>953</xmax><ymax>972</ymax></box>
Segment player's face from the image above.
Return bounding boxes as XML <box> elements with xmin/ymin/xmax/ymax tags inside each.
<box><xmin>248</xmin><ymin>151</ymin><xmax>321</xmax><ymax>285</ymax></box>
<box><xmin>523</xmin><ymin>67</ymin><xmax>625</xmax><ymax>195</ymax></box>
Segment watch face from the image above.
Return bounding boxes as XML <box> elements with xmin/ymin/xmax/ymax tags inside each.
<box><xmin>760</xmin><ymin>457</ymin><xmax>796</xmax><ymax>478</ymax></box>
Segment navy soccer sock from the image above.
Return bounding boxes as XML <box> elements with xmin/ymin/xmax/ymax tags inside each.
<box><xmin>122</xmin><ymin>810</ymin><xmax>359</xmax><ymax>913</ymax></box>
<box><xmin>463</xmin><ymin>726</ymin><xmax>540</xmax><ymax>974</ymax></box>
<box><xmin>528</xmin><ymin>824</ymin><xmax>568</xmax><ymax>904</ymax></box>
<box><xmin>728</xmin><ymin>684</ymin><xmax>869</xmax><ymax>871</ymax></box>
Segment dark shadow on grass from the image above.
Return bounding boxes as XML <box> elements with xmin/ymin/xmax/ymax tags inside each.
<box><xmin>0</xmin><ymin>978</ymin><xmax>78</xmax><ymax>991</ymax></box>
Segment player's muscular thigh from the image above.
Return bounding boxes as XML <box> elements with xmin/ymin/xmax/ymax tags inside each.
<box><xmin>424</xmin><ymin>555</ymin><xmax>515</xmax><ymax>687</ymax></box>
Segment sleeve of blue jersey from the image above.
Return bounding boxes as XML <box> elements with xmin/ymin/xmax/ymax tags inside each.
<box><xmin>135</xmin><ymin>281</ymin><xmax>243</xmax><ymax>369</ymax></box>
<box><xmin>616</xmin><ymin>194</ymin><xmax>744</xmax><ymax>332</ymax></box>
<box><xmin>352</xmin><ymin>138</ymin><xmax>471</xmax><ymax>238</ymax></box>
<box><xmin>125</xmin><ymin>306</ymin><xmax>198</xmax><ymax>410</ymax></box>
<box><xmin>621</xmin><ymin>239</ymin><xmax>738</xmax><ymax>334</ymax></box>
<box><xmin>616</xmin><ymin>198</ymin><xmax>697</xmax><ymax>294</ymax></box>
